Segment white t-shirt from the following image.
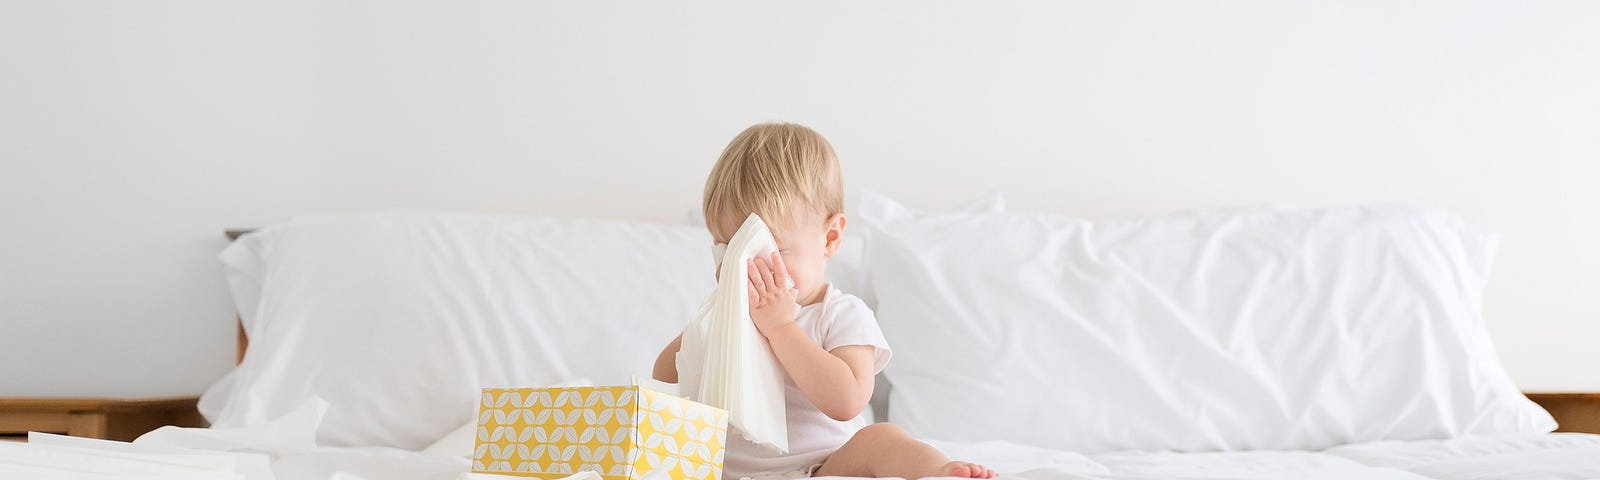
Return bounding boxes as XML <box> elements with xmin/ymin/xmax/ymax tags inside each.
<box><xmin>721</xmin><ymin>284</ymin><xmax>892</xmax><ymax>480</ymax></box>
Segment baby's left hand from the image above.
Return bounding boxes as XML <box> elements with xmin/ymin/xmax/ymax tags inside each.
<box><xmin>747</xmin><ymin>252</ymin><xmax>796</xmax><ymax>338</ymax></box>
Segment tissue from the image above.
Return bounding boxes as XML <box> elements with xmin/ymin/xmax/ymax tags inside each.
<box><xmin>676</xmin><ymin>213</ymin><xmax>790</xmax><ymax>454</ymax></box>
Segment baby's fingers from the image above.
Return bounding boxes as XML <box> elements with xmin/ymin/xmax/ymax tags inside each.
<box><xmin>754</xmin><ymin>257</ymin><xmax>777</xmax><ymax>291</ymax></box>
<box><xmin>770</xmin><ymin>252</ymin><xmax>790</xmax><ymax>289</ymax></box>
<box><xmin>747</xmin><ymin>259</ymin><xmax>766</xmax><ymax>293</ymax></box>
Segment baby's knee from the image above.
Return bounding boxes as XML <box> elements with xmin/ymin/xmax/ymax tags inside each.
<box><xmin>851</xmin><ymin>422</ymin><xmax>908</xmax><ymax>442</ymax></box>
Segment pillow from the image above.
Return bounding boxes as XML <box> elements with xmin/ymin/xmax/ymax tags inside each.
<box><xmin>839</xmin><ymin>191</ymin><xmax>1004</xmax><ymax>424</ymax></box>
<box><xmin>832</xmin><ymin>190</ymin><xmax>1004</xmax><ymax>310</ymax></box>
<box><xmin>866</xmin><ymin>197</ymin><xmax>1554</xmax><ymax>453</ymax></box>
<box><xmin>203</xmin><ymin>211</ymin><xmax>714</xmax><ymax>449</ymax></box>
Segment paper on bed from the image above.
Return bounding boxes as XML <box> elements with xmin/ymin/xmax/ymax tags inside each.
<box><xmin>676</xmin><ymin>213</ymin><xmax>789</xmax><ymax>454</ymax></box>
<box><xmin>136</xmin><ymin>395</ymin><xmax>327</xmax><ymax>458</ymax></box>
<box><xmin>0</xmin><ymin>438</ymin><xmax>254</xmax><ymax>480</ymax></box>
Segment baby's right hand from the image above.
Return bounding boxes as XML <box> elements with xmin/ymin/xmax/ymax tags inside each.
<box><xmin>747</xmin><ymin>253</ymin><xmax>797</xmax><ymax>338</ymax></box>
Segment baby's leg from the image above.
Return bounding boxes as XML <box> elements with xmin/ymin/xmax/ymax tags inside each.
<box><xmin>814</xmin><ymin>423</ymin><xmax>997</xmax><ymax>479</ymax></box>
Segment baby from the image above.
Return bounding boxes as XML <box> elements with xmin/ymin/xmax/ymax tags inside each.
<box><xmin>653</xmin><ymin>123</ymin><xmax>998</xmax><ymax>480</ymax></box>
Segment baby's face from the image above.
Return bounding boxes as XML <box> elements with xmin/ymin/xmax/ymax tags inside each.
<box><xmin>712</xmin><ymin>207</ymin><xmax>845</xmax><ymax>306</ymax></box>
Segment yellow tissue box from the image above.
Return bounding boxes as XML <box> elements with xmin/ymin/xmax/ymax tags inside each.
<box><xmin>473</xmin><ymin>386</ymin><xmax>729</xmax><ymax>480</ymax></box>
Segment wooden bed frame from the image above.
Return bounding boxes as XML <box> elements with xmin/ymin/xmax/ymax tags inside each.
<box><xmin>1528</xmin><ymin>393</ymin><xmax>1600</xmax><ymax>434</ymax></box>
<box><xmin>219</xmin><ymin>229</ymin><xmax>1600</xmax><ymax>434</ymax></box>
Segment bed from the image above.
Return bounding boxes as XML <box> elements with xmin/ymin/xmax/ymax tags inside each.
<box><xmin>47</xmin><ymin>194</ymin><xmax>1600</xmax><ymax>480</ymax></box>
<box><xmin>254</xmin><ymin>433</ymin><xmax>1600</xmax><ymax>480</ymax></box>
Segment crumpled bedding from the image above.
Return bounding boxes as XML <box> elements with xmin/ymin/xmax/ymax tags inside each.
<box><xmin>258</xmin><ymin>433</ymin><xmax>1600</xmax><ymax>480</ymax></box>
<box><xmin>10</xmin><ymin>398</ymin><xmax>1595</xmax><ymax>480</ymax></box>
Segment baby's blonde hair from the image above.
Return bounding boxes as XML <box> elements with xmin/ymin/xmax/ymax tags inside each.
<box><xmin>703</xmin><ymin>123</ymin><xmax>843</xmax><ymax>237</ymax></box>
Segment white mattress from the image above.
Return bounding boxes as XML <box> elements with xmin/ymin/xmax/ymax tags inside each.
<box><xmin>275</xmin><ymin>433</ymin><xmax>1600</xmax><ymax>480</ymax></box>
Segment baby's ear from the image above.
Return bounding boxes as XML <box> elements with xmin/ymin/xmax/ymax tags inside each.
<box><xmin>823</xmin><ymin>213</ymin><xmax>847</xmax><ymax>258</ymax></box>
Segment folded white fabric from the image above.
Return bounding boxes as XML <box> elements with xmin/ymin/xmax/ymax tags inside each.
<box><xmin>136</xmin><ymin>396</ymin><xmax>327</xmax><ymax>458</ymax></box>
<box><xmin>4</xmin><ymin>433</ymin><xmax>272</xmax><ymax>480</ymax></box>
<box><xmin>677</xmin><ymin>213</ymin><xmax>789</xmax><ymax>454</ymax></box>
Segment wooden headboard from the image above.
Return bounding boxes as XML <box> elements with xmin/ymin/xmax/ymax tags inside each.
<box><xmin>1527</xmin><ymin>393</ymin><xmax>1600</xmax><ymax>434</ymax></box>
<box><xmin>217</xmin><ymin>229</ymin><xmax>1600</xmax><ymax>433</ymax></box>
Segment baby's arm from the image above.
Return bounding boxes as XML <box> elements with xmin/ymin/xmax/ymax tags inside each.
<box><xmin>747</xmin><ymin>254</ymin><xmax>875</xmax><ymax>420</ymax></box>
<box><xmin>651</xmin><ymin>334</ymin><xmax>682</xmax><ymax>383</ymax></box>
<box><xmin>769</xmin><ymin>332</ymin><xmax>876</xmax><ymax>420</ymax></box>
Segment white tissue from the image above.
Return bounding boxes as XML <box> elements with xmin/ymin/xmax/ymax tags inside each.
<box><xmin>3</xmin><ymin>433</ymin><xmax>269</xmax><ymax>480</ymax></box>
<box><xmin>135</xmin><ymin>396</ymin><xmax>327</xmax><ymax>458</ymax></box>
<box><xmin>676</xmin><ymin>213</ymin><xmax>789</xmax><ymax>454</ymax></box>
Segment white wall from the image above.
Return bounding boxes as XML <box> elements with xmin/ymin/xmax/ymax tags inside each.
<box><xmin>2</xmin><ymin>1</ymin><xmax>1596</xmax><ymax>396</ymax></box>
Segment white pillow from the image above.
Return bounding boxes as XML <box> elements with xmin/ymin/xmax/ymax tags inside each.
<box><xmin>832</xmin><ymin>190</ymin><xmax>1004</xmax><ymax>309</ymax></box>
<box><xmin>203</xmin><ymin>211</ymin><xmax>714</xmax><ymax>449</ymax></box>
<box><xmin>866</xmin><ymin>197</ymin><xmax>1554</xmax><ymax>453</ymax></box>
<box><xmin>836</xmin><ymin>191</ymin><xmax>1004</xmax><ymax>424</ymax></box>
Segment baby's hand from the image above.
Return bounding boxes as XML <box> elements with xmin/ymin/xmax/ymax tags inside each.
<box><xmin>747</xmin><ymin>252</ymin><xmax>796</xmax><ymax>338</ymax></box>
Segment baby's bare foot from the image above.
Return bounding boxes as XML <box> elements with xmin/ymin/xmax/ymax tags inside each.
<box><xmin>935</xmin><ymin>460</ymin><xmax>998</xmax><ymax>479</ymax></box>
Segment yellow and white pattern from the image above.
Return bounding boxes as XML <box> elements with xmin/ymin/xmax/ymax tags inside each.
<box><xmin>473</xmin><ymin>386</ymin><xmax>729</xmax><ymax>480</ymax></box>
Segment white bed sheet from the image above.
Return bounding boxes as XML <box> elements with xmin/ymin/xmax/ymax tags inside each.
<box><xmin>919</xmin><ymin>441</ymin><xmax>1429</xmax><ymax>480</ymax></box>
<box><xmin>271</xmin><ymin>446</ymin><xmax>466</xmax><ymax>480</ymax></box>
<box><xmin>1324</xmin><ymin>432</ymin><xmax>1600</xmax><ymax>480</ymax></box>
<box><xmin>269</xmin><ymin>433</ymin><xmax>1600</xmax><ymax>480</ymax></box>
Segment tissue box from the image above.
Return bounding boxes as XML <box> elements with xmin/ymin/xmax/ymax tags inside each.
<box><xmin>473</xmin><ymin>386</ymin><xmax>729</xmax><ymax>480</ymax></box>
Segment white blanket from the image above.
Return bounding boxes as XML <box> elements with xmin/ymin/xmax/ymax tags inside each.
<box><xmin>10</xmin><ymin>412</ymin><xmax>1596</xmax><ymax>480</ymax></box>
<box><xmin>4</xmin><ymin>433</ymin><xmax>275</xmax><ymax>480</ymax></box>
<box><xmin>259</xmin><ymin>433</ymin><xmax>1600</xmax><ymax>480</ymax></box>
<box><xmin>676</xmin><ymin>213</ymin><xmax>790</xmax><ymax>454</ymax></box>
